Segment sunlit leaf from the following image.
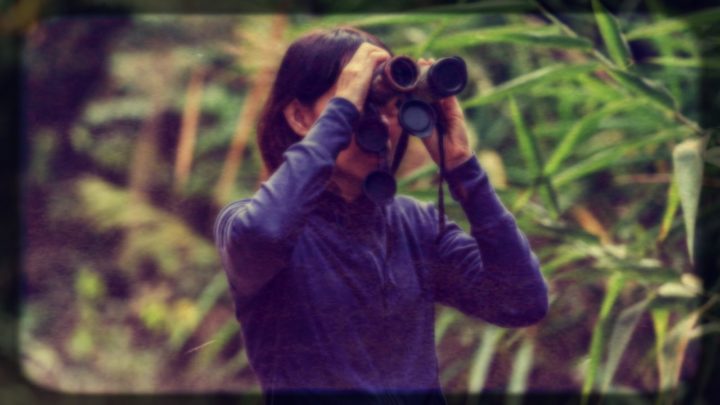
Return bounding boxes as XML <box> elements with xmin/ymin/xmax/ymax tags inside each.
<box><xmin>582</xmin><ymin>273</ymin><xmax>624</xmax><ymax>400</ymax></box>
<box><xmin>463</xmin><ymin>63</ymin><xmax>599</xmax><ymax>107</ymax></box>
<box><xmin>508</xmin><ymin>96</ymin><xmax>559</xmax><ymax>216</ymax></box>
<box><xmin>467</xmin><ymin>326</ymin><xmax>505</xmax><ymax>393</ymax></box>
<box><xmin>658</xmin><ymin>176</ymin><xmax>680</xmax><ymax>242</ymax></box>
<box><xmin>592</xmin><ymin>0</ymin><xmax>633</xmax><ymax>69</ymax></box>
<box><xmin>429</xmin><ymin>28</ymin><xmax>591</xmax><ymax>52</ymax></box>
<box><xmin>507</xmin><ymin>337</ymin><xmax>534</xmax><ymax>398</ymax></box>
<box><xmin>672</xmin><ymin>136</ymin><xmax>708</xmax><ymax>262</ymax></box>
<box><xmin>601</xmin><ymin>295</ymin><xmax>654</xmax><ymax>391</ymax></box>
<box><xmin>605</xmin><ymin>67</ymin><xmax>677</xmax><ymax>110</ymax></box>
<box><xmin>645</xmin><ymin>57</ymin><xmax>720</xmax><ymax>70</ymax></box>
<box><xmin>626</xmin><ymin>8</ymin><xmax>720</xmax><ymax>39</ymax></box>
<box><xmin>544</xmin><ymin>98</ymin><xmax>653</xmax><ymax>177</ymax></box>
<box><xmin>552</xmin><ymin>127</ymin><xmax>687</xmax><ymax>186</ymax></box>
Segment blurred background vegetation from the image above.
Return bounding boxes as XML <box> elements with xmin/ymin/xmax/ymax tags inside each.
<box><xmin>7</xmin><ymin>0</ymin><xmax>720</xmax><ymax>403</ymax></box>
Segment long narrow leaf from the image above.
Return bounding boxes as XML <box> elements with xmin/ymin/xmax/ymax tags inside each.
<box><xmin>626</xmin><ymin>8</ymin><xmax>720</xmax><ymax>40</ymax></box>
<box><xmin>430</xmin><ymin>30</ymin><xmax>592</xmax><ymax>52</ymax></box>
<box><xmin>592</xmin><ymin>0</ymin><xmax>633</xmax><ymax>69</ymax></box>
<box><xmin>412</xmin><ymin>0</ymin><xmax>535</xmax><ymax>13</ymax></box>
<box><xmin>543</xmin><ymin>98</ymin><xmax>651</xmax><ymax>177</ymax></box>
<box><xmin>658</xmin><ymin>177</ymin><xmax>680</xmax><ymax>242</ymax></box>
<box><xmin>508</xmin><ymin>96</ymin><xmax>559</xmax><ymax>216</ymax></box>
<box><xmin>672</xmin><ymin>136</ymin><xmax>708</xmax><ymax>262</ymax></box>
<box><xmin>435</xmin><ymin>307</ymin><xmax>459</xmax><ymax>345</ymax></box>
<box><xmin>605</xmin><ymin>67</ymin><xmax>677</xmax><ymax>111</ymax></box>
<box><xmin>651</xmin><ymin>307</ymin><xmax>670</xmax><ymax>393</ymax></box>
<box><xmin>646</xmin><ymin>57</ymin><xmax>720</xmax><ymax>70</ymax></box>
<box><xmin>582</xmin><ymin>273</ymin><xmax>625</xmax><ymax>402</ymax></box>
<box><xmin>507</xmin><ymin>338</ymin><xmax>534</xmax><ymax>402</ymax></box>
<box><xmin>552</xmin><ymin>127</ymin><xmax>687</xmax><ymax>186</ymax></box>
<box><xmin>463</xmin><ymin>63</ymin><xmax>599</xmax><ymax>107</ymax></box>
<box><xmin>467</xmin><ymin>326</ymin><xmax>505</xmax><ymax>394</ymax></box>
<box><xmin>601</xmin><ymin>294</ymin><xmax>654</xmax><ymax>392</ymax></box>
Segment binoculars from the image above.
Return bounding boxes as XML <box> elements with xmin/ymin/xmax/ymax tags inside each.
<box><xmin>356</xmin><ymin>55</ymin><xmax>468</xmax><ymax>153</ymax></box>
<box><xmin>358</xmin><ymin>55</ymin><xmax>468</xmax><ymax>206</ymax></box>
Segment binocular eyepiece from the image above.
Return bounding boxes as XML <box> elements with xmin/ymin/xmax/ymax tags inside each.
<box><xmin>357</xmin><ymin>55</ymin><xmax>468</xmax><ymax>207</ymax></box>
<box><xmin>358</xmin><ymin>55</ymin><xmax>469</xmax><ymax>154</ymax></box>
<box><xmin>368</xmin><ymin>55</ymin><xmax>468</xmax><ymax>104</ymax></box>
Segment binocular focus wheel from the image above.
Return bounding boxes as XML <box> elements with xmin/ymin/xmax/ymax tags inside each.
<box><xmin>362</xmin><ymin>170</ymin><xmax>397</xmax><ymax>206</ymax></box>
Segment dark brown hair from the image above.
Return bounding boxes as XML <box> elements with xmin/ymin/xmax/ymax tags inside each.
<box><xmin>256</xmin><ymin>26</ymin><xmax>391</xmax><ymax>175</ymax></box>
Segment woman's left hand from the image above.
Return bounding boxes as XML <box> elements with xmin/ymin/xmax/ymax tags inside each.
<box><xmin>417</xmin><ymin>59</ymin><xmax>473</xmax><ymax>171</ymax></box>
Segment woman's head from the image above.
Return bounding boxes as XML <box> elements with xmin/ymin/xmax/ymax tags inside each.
<box><xmin>257</xmin><ymin>26</ymin><xmax>392</xmax><ymax>176</ymax></box>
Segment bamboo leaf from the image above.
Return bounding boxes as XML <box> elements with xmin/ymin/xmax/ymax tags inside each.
<box><xmin>509</xmin><ymin>97</ymin><xmax>542</xmax><ymax>176</ymax></box>
<box><xmin>429</xmin><ymin>29</ymin><xmax>592</xmax><ymax>52</ymax></box>
<box><xmin>413</xmin><ymin>0</ymin><xmax>535</xmax><ymax>13</ymax></box>
<box><xmin>626</xmin><ymin>8</ymin><xmax>720</xmax><ymax>40</ymax></box>
<box><xmin>605</xmin><ymin>67</ymin><xmax>677</xmax><ymax>110</ymax></box>
<box><xmin>592</xmin><ymin>0</ymin><xmax>633</xmax><ymax>69</ymax></box>
<box><xmin>434</xmin><ymin>308</ymin><xmax>460</xmax><ymax>344</ymax></box>
<box><xmin>672</xmin><ymin>136</ymin><xmax>708</xmax><ymax>262</ymax></box>
<box><xmin>508</xmin><ymin>96</ymin><xmax>559</xmax><ymax>216</ymax></box>
<box><xmin>582</xmin><ymin>273</ymin><xmax>624</xmax><ymax>401</ymax></box>
<box><xmin>651</xmin><ymin>308</ymin><xmax>670</xmax><ymax>391</ymax></box>
<box><xmin>552</xmin><ymin>127</ymin><xmax>687</xmax><ymax>186</ymax></box>
<box><xmin>308</xmin><ymin>14</ymin><xmax>450</xmax><ymax>30</ymax></box>
<box><xmin>658</xmin><ymin>176</ymin><xmax>680</xmax><ymax>242</ymax></box>
<box><xmin>646</xmin><ymin>57</ymin><xmax>720</xmax><ymax>70</ymax></box>
<box><xmin>467</xmin><ymin>326</ymin><xmax>505</xmax><ymax>393</ymax></box>
<box><xmin>308</xmin><ymin>2</ymin><xmax>536</xmax><ymax>30</ymax></box>
<box><xmin>543</xmin><ymin>99</ymin><xmax>651</xmax><ymax>177</ymax></box>
<box><xmin>507</xmin><ymin>338</ymin><xmax>534</xmax><ymax>399</ymax></box>
<box><xmin>601</xmin><ymin>295</ymin><xmax>654</xmax><ymax>392</ymax></box>
<box><xmin>463</xmin><ymin>63</ymin><xmax>599</xmax><ymax>107</ymax></box>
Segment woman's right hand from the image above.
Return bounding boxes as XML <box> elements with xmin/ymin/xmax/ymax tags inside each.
<box><xmin>334</xmin><ymin>42</ymin><xmax>391</xmax><ymax>113</ymax></box>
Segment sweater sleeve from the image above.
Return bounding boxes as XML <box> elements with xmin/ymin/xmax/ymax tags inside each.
<box><xmin>428</xmin><ymin>153</ymin><xmax>548</xmax><ymax>327</ymax></box>
<box><xmin>214</xmin><ymin>97</ymin><xmax>359</xmax><ymax>308</ymax></box>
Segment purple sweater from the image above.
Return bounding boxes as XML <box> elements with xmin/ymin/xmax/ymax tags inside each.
<box><xmin>214</xmin><ymin>97</ymin><xmax>548</xmax><ymax>400</ymax></box>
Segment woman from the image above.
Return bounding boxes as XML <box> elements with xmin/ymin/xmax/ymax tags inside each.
<box><xmin>214</xmin><ymin>27</ymin><xmax>548</xmax><ymax>404</ymax></box>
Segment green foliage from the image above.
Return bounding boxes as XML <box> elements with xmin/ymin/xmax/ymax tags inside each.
<box><xmin>19</xmin><ymin>4</ymin><xmax>715</xmax><ymax>398</ymax></box>
<box><xmin>672</xmin><ymin>137</ymin><xmax>707</xmax><ymax>261</ymax></box>
<box><xmin>463</xmin><ymin>63</ymin><xmax>600</xmax><ymax>107</ymax></box>
<box><xmin>72</xmin><ymin>176</ymin><xmax>217</xmax><ymax>276</ymax></box>
<box><xmin>592</xmin><ymin>0</ymin><xmax>632</xmax><ymax>69</ymax></box>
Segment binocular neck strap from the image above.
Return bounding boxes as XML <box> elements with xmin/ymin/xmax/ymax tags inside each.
<box><xmin>390</xmin><ymin>129</ymin><xmax>410</xmax><ymax>175</ymax></box>
<box><xmin>391</xmin><ymin>124</ymin><xmax>447</xmax><ymax>242</ymax></box>
<box><xmin>435</xmin><ymin>124</ymin><xmax>447</xmax><ymax>244</ymax></box>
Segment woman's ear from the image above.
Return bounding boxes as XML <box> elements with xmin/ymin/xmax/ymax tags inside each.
<box><xmin>283</xmin><ymin>99</ymin><xmax>315</xmax><ymax>136</ymax></box>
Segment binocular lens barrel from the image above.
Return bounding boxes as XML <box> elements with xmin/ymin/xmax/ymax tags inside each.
<box><xmin>369</xmin><ymin>56</ymin><xmax>467</xmax><ymax>104</ymax></box>
<box><xmin>369</xmin><ymin>56</ymin><xmax>419</xmax><ymax>104</ymax></box>
<box><xmin>422</xmin><ymin>56</ymin><xmax>468</xmax><ymax>99</ymax></box>
<box><xmin>388</xmin><ymin>57</ymin><xmax>418</xmax><ymax>89</ymax></box>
